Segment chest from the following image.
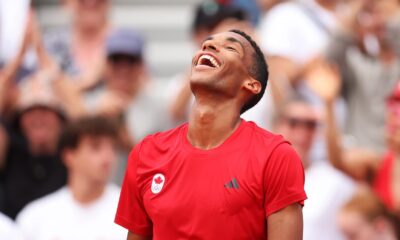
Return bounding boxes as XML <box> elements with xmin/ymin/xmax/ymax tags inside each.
<box><xmin>139</xmin><ymin>150</ymin><xmax>266</xmax><ymax>223</ymax></box>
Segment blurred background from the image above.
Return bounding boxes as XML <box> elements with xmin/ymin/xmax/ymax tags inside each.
<box><xmin>1</xmin><ymin>0</ymin><xmax>400</xmax><ymax>239</ymax></box>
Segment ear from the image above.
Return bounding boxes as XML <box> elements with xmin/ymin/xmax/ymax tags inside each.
<box><xmin>243</xmin><ymin>77</ymin><xmax>262</xmax><ymax>95</ymax></box>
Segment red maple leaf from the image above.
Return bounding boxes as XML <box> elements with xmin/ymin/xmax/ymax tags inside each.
<box><xmin>154</xmin><ymin>176</ymin><xmax>163</xmax><ymax>184</ymax></box>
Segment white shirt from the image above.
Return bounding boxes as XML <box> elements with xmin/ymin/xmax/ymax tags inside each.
<box><xmin>259</xmin><ymin>0</ymin><xmax>337</xmax><ymax>64</ymax></box>
<box><xmin>303</xmin><ymin>161</ymin><xmax>356</xmax><ymax>240</ymax></box>
<box><xmin>16</xmin><ymin>184</ymin><xmax>126</xmax><ymax>240</ymax></box>
<box><xmin>0</xmin><ymin>212</ymin><xmax>23</xmax><ymax>240</ymax></box>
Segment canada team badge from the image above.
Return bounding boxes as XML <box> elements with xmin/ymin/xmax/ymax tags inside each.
<box><xmin>151</xmin><ymin>173</ymin><xmax>165</xmax><ymax>194</ymax></box>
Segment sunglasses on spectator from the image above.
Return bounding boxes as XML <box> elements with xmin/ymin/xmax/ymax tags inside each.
<box><xmin>108</xmin><ymin>55</ymin><xmax>141</xmax><ymax>65</ymax></box>
<box><xmin>284</xmin><ymin>117</ymin><xmax>319</xmax><ymax>130</ymax></box>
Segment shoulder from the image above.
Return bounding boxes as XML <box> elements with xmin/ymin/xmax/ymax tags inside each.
<box><xmin>16</xmin><ymin>187</ymin><xmax>67</xmax><ymax>223</ymax></box>
<box><xmin>0</xmin><ymin>213</ymin><xmax>22</xmax><ymax>240</ymax></box>
<box><xmin>242</xmin><ymin>120</ymin><xmax>287</xmax><ymax>148</ymax></box>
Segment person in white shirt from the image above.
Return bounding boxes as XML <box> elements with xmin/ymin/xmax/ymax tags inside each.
<box><xmin>0</xmin><ymin>212</ymin><xmax>23</xmax><ymax>240</ymax></box>
<box><xmin>16</xmin><ymin>116</ymin><xmax>126</xmax><ymax>240</ymax></box>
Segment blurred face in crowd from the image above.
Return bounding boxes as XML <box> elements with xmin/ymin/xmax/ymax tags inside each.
<box><xmin>338</xmin><ymin>210</ymin><xmax>397</xmax><ymax>240</ymax></box>
<box><xmin>66</xmin><ymin>0</ymin><xmax>110</xmax><ymax>30</ymax></box>
<box><xmin>274</xmin><ymin>101</ymin><xmax>318</xmax><ymax>165</ymax></box>
<box><xmin>105</xmin><ymin>54</ymin><xmax>144</xmax><ymax>95</ymax></box>
<box><xmin>64</xmin><ymin>135</ymin><xmax>117</xmax><ymax>184</ymax></box>
<box><xmin>358</xmin><ymin>0</ymin><xmax>400</xmax><ymax>43</ymax></box>
<box><xmin>20</xmin><ymin>107</ymin><xmax>63</xmax><ymax>155</ymax></box>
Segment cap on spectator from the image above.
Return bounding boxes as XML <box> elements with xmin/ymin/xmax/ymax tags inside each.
<box><xmin>387</xmin><ymin>81</ymin><xmax>400</xmax><ymax>102</ymax></box>
<box><xmin>106</xmin><ymin>29</ymin><xmax>144</xmax><ymax>59</ymax></box>
<box><xmin>15</xmin><ymin>73</ymin><xmax>66</xmax><ymax>121</ymax></box>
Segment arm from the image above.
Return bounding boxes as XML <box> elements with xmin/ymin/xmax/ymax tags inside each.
<box><xmin>325</xmin><ymin>98</ymin><xmax>380</xmax><ymax>180</ymax></box>
<box><xmin>307</xmin><ymin>59</ymin><xmax>381</xmax><ymax>180</ymax></box>
<box><xmin>127</xmin><ymin>231</ymin><xmax>151</xmax><ymax>240</ymax></box>
<box><xmin>267</xmin><ymin>203</ymin><xmax>303</xmax><ymax>240</ymax></box>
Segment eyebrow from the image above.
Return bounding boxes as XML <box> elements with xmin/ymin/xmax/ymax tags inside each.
<box><xmin>226</xmin><ymin>37</ymin><xmax>244</xmax><ymax>50</ymax></box>
<box><xmin>202</xmin><ymin>36</ymin><xmax>245</xmax><ymax>51</ymax></box>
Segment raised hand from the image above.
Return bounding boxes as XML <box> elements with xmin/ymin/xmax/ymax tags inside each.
<box><xmin>304</xmin><ymin>57</ymin><xmax>341</xmax><ymax>104</ymax></box>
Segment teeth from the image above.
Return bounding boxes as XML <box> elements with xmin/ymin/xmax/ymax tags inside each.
<box><xmin>198</xmin><ymin>54</ymin><xmax>220</xmax><ymax>68</ymax></box>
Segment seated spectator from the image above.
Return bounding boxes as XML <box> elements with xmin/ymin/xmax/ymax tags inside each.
<box><xmin>338</xmin><ymin>187</ymin><xmax>400</xmax><ymax>240</ymax></box>
<box><xmin>16</xmin><ymin>116</ymin><xmax>126</xmax><ymax>240</ymax></box>
<box><xmin>273</xmin><ymin>94</ymin><xmax>355</xmax><ymax>240</ymax></box>
<box><xmin>0</xmin><ymin>212</ymin><xmax>23</xmax><ymax>240</ymax></box>
<box><xmin>44</xmin><ymin>0</ymin><xmax>111</xmax><ymax>90</ymax></box>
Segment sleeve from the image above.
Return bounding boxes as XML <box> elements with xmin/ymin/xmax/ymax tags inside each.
<box><xmin>264</xmin><ymin>142</ymin><xmax>307</xmax><ymax>217</ymax></box>
<box><xmin>114</xmin><ymin>142</ymin><xmax>152</xmax><ymax>237</ymax></box>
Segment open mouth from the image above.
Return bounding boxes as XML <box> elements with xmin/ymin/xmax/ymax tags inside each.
<box><xmin>196</xmin><ymin>54</ymin><xmax>221</xmax><ymax>68</ymax></box>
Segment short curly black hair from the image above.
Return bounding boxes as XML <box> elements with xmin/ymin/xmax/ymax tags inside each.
<box><xmin>229</xmin><ymin>29</ymin><xmax>269</xmax><ymax>114</ymax></box>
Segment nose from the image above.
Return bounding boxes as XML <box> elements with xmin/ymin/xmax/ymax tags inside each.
<box><xmin>202</xmin><ymin>40</ymin><xmax>218</xmax><ymax>52</ymax></box>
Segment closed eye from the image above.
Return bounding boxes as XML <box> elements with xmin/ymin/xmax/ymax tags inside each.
<box><xmin>226</xmin><ymin>46</ymin><xmax>238</xmax><ymax>52</ymax></box>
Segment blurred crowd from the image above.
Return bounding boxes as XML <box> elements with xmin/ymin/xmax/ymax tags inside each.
<box><xmin>0</xmin><ymin>0</ymin><xmax>400</xmax><ymax>239</ymax></box>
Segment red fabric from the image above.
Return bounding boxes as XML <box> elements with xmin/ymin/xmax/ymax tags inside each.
<box><xmin>373</xmin><ymin>152</ymin><xmax>395</xmax><ymax>210</ymax></box>
<box><xmin>115</xmin><ymin>120</ymin><xmax>307</xmax><ymax>239</ymax></box>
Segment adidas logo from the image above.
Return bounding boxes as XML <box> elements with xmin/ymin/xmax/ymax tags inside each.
<box><xmin>224</xmin><ymin>178</ymin><xmax>239</xmax><ymax>189</ymax></box>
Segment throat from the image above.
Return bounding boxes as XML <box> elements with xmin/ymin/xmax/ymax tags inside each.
<box><xmin>187</xmin><ymin>101</ymin><xmax>241</xmax><ymax>150</ymax></box>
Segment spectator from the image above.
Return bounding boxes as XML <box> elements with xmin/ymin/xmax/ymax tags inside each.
<box><xmin>16</xmin><ymin>116</ymin><xmax>126</xmax><ymax>240</ymax></box>
<box><xmin>338</xmin><ymin>187</ymin><xmax>400</xmax><ymax>240</ymax></box>
<box><xmin>84</xmin><ymin>29</ymin><xmax>165</xmax><ymax>146</ymax></box>
<box><xmin>0</xmin><ymin>77</ymin><xmax>68</xmax><ymax>219</ymax></box>
<box><xmin>81</xmin><ymin>29</ymin><xmax>167</xmax><ymax>184</ymax></box>
<box><xmin>0</xmin><ymin>212</ymin><xmax>23</xmax><ymax>240</ymax></box>
<box><xmin>314</xmin><ymin>58</ymin><xmax>400</xmax><ymax>214</ymax></box>
<box><xmin>326</xmin><ymin>0</ymin><xmax>400</xmax><ymax>154</ymax></box>
<box><xmin>44</xmin><ymin>0</ymin><xmax>111</xmax><ymax>90</ymax></box>
<box><xmin>258</xmin><ymin>0</ymin><xmax>341</xmax><ymax>102</ymax></box>
<box><xmin>273</xmin><ymin>94</ymin><xmax>355</xmax><ymax>240</ymax></box>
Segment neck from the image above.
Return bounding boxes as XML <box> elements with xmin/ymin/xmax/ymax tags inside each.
<box><xmin>187</xmin><ymin>96</ymin><xmax>241</xmax><ymax>150</ymax></box>
<box><xmin>68</xmin><ymin>174</ymin><xmax>106</xmax><ymax>204</ymax></box>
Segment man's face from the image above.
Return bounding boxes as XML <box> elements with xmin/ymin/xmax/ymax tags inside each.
<box><xmin>190</xmin><ymin>31</ymin><xmax>253</xmax><ymax>99</ymax></box>
<box><xmin>20</xmin><ymin>107</ymin><xmax>63</xmax><ymax>153</ymax></box>
<box><xmin>274</xmin><ymin>102</ymin><xmax>318</xmax><ymax>162</ymax></box>
<box><xmin>66</xmin><ymin>135</ymin><xmax>117</xmax><ymax>184</ymax></box>
<box><xmin>105</xmin><ymin>54</ymin><xmax>143</xmax><ymax>94</ymax></box>
<box><xmin>67</xmin><ymin>0</ymin><xmax>109</xmax><ymax>28</ymax></box>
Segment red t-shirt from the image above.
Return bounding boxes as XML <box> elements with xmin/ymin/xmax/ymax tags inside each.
<box><xmin>115</xmin><ymin>120</ymin><xmax>307</xmax><ymax>239</ymax></box>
